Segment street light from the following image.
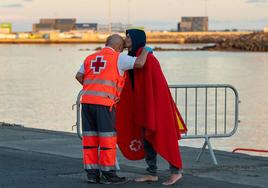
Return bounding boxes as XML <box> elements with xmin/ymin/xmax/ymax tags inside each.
<box><xmin>204</xmin><ymin>0</ymin><xmax>208</xmax><ymax>17</ymax></box>
<box><xmin>128</xmin><ymin>0</ymin><xmax>131</xmax><ymax>26</ymax></box>
<box><xmin>108</xmin><ymin>0</ymin><xmax>111</xmax><ymax>33</ymax></box>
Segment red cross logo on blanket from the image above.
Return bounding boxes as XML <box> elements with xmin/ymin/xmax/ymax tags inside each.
<box><xmin>90</xmin><ymin>56</ymin><xmax>106</xmax><ymax>74</ymax></box>
<box><xmin>129</xmin><ymin>139</ymin><xmax>143</xmax><ymax>152</ymax></box>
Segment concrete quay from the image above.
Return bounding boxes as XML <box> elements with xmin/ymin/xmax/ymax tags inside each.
<box><xmin>0</xmin><ymin>124</ymin><xmax>267</xmax><ymax>188</ymax></box>
<box><xmin>0</xmin><ymin>31</ymin><xmax>252</xmax><ymax>44</ymax></box>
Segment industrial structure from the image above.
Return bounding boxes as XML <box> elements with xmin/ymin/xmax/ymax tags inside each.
<box><xmin>178</xmin><ymin>17</ymin><xmax>208</xmax><ymax>32</ymax></box>
<box><xmin>33</xmin><ymin>18</ymin><xmax>130</xmax><ymax>33</ymax></box>
<box><xmin>33</xmin><ymin>18</ymin><xmax>76</xmax><ymax>33</ymax></box>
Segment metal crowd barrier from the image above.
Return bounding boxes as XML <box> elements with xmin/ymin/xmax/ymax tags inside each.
<box><xmin>72</xmin><ymin>90</ymin><xmax>84</xmax><ymax>140</ymax></box>
<box><xmin>169</xmin><ymin>84</ymin><xmax>240</xmax><ymax>165</ymax></box>
<box><xmin>73</xmin><ymin>84</ymin><xmax>240</xmax><ymax>166</ymax></box>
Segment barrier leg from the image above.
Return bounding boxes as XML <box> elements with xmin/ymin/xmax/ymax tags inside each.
<box><xmin>196</xmin><ymin>139</ymin><xmax>207</xmax><ymax>162</ymax></box>
<box><xmin>115</xmin><ymin>145</ymin><xmax>120</xmax><ymax>170</ymax></box>
<box><xmin>74</xmin><ymin>102</ymin><xmax>82</xmax><ymax>139</ymax></box>
<box><xmin>115</xmin><ymin>157</ymin><xmax>120</xmax><ymax>171</ymax></box>
<box><xmin>206</xmin><ymin>138</ymin><xmax>218</xmax><ymax>165</ymax></box>
<box><xmin>77</xmin><ymin>103</ymin><xmax>83</xmax><ymax>139</ymax></box>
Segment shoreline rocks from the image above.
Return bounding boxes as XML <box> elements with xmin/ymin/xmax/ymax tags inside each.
<box><xmin>211</xmin><ymin>32</ymin><xmax>268</xmax><ymax>52</ymax></box>
<box><xmin>0</xmin><ymin>122</ymin><xmax>24</xmax><ymax>128</ymax></box>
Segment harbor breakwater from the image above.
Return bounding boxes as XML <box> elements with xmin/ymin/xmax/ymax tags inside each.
<box><xmin>0</xmin><ymin>31</ymin><xmax>267</xmax><ymax>52</ymax></box>
<box><xmin>148</xmin><ymin>31</ymin><xmax>268</xmax><ymax>52</ymax></box>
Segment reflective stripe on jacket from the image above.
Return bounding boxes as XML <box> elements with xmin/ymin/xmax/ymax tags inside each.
<box><xmin>81</xmin><ymin>47</ymin><xmax>126</xmax><ymax>107</ymax></box>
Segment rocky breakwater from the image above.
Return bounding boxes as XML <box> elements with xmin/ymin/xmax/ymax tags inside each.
<box><xmin>147</xmin><ymin>32</ymin><xmax>267</xmax><ymax>52</ymax></box>
<box><xmin>147</xmin><ymin>32</ymin><xmax>186</xmax><ymax>43</ymax></box>
<box><xmin>210</xmin><ymin>32</ymin><xmax>268</xmax><ymax>52</ymax></box>
<box><xmin>183</xmin><ymin>33</ymin><xmax>242</xmax><ymax>44</ymax></box>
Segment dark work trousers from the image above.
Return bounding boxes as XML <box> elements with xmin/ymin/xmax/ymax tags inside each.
<box><xmin>144</xmin><ymin>139</ymin><xmax>182</xmax><ymax>175</ymax></box>
<box><xmin>81</xmin><ymin>103</ymin><xmax>116</xmax><ymax>178</ymax></box>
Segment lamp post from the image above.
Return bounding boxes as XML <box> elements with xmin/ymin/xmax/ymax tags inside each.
<box><xmin>204</xmin><ymin>0</ymin><xmax>208</xmax><ymax>17</ymax></box>
<box><xmin>108</xmin><ymin>0</ymin><xmax>111</xmax><ymax>33</ymax></box>
<box><xmin>128</xmin><ymin>0</ymin><xmax>131</xmax><ymax>27</ymax></box>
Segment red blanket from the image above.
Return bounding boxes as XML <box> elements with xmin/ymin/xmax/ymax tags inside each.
<box><xmin>116</xmin><ymin>50</ymin><xmax>187</xmax><ymax>168</ymax></box>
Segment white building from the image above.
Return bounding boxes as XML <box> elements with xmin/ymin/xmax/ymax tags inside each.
<box><xmin>0</xmin><ymin>33</ymin><xmax>16</xmax><ymax>39</ymax></box>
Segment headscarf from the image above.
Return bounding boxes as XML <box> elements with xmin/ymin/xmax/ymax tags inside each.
<box><xmin>126</xmin><ymin>29</ymin><xmax>146</xmax><ymax>88</ymax></box>
<box><xmin>126</xmin><ymin>29</ymin><xmax>146</xmax><ymax>57</ymax></box>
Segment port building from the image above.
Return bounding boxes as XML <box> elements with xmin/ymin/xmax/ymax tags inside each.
<box><xmin>178</xmin><ymin>17</ymin><xmax>208</xmax><ymax>32</ymax></box>
<box><xmin>33</xmin><ymin>19</ymin><xmax>76</xmax><ymax>33</ymax></box>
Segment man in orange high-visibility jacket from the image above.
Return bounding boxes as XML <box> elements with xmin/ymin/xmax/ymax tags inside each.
<box><xmin>75</xmin><ymin>34</ymin><xmax>151</xmax><ymax>184</ymax></box>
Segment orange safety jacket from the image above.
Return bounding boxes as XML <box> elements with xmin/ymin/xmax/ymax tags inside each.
<box><xmin>81</xmin><ymin>47</ymin><xmax>126</xmax><ymax>107</ymax></box>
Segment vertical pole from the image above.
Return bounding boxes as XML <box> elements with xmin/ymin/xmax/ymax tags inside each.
<box><xmin>205</xmin><ymin>88</ymin><xmax>208</xmax><ymax>135</ymax></box>
<box><xmin>195</xmin><ymin>88</ymin><xmax>198</xmax><ymax>135</ymax></box>
<box><xmin>215</xmin><ymin>87</ymin><xmax>218</xmax><ymax>134</ymax></box>
<box><xmin>77</xmin><ymin>103</ymin><xmax>82</xmax><ymax>139</ymax></box>
<box><xmin>108</xmin><ymin>0</ymin><xmax>112</xmax><ymax>33</ymax></box>
<box><xmin>115</xmin><ymin>145</ymin><xmax>121</xmax><ymax>170</ymax></box>
<box><xmin>76</xmin><ymin>90</ymin><xmax>84</xmax><ymax>139</ymax></box>
<box><xmin>128</xmin><ymin>0</ymin><xmax>131</xmax><ymax>27</ymax></box>
<box><xmin>175</xmin><ymin>88</ymin><xmax>178</xmax><ymax>105</ymax></box>
<box><xmin>204</xmin><ymin>0</ymin><xmax>208</xmax><ymax>17</ymax></box>
<box><xmin>185</xmin><ymin>88</ymin><xmax>188</xmax><ymax>135</ymax></box>
<box><xmin>224</xmin><ymin>87</ymin><xmax>227</xmax><ymax>134</ymax></box>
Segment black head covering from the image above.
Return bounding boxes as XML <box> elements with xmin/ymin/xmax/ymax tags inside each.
<box><xmin>126</xmin><ymin>29</ymin><xmax>147</xmax><ymax>89</ymax></box>
<box><xmin>126</xmin><ymin>29</ymin><xmax>146</xmax><ymax>57</ymax></box>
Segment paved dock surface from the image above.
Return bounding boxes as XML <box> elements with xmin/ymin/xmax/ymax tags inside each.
<box><xmin>0</xmin><ymin>125</ymin><xmax>267</xmax><ymax>188</ymax></box>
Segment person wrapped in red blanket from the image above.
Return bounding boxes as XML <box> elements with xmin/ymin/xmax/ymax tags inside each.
<box><xmin>115</xmin><ymin>29</ymin><xmax>187</xmax><ymax>186</ymax></box>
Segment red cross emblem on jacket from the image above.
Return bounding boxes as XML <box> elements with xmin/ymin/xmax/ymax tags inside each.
<box><xmin>90</xmin><ymin>56</ymin><xmax>107</xmax><ymax>74</ymax></box>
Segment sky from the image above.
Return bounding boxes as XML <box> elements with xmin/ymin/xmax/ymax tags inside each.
<box><xmin>0</xmin><ymin>0</ymin><xmax>268</xmax><ymax>32</ymax></box>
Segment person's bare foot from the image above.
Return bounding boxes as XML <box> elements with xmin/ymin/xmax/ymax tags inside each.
<box><xmin>162</xmin><ymin>173</ymin><xmax>182</xmax><ymax>186</ymax></box>
<box><xmin>134</xmin><ymin>175</ymin><xmax>158</xmax><ymax>182</ymax></box>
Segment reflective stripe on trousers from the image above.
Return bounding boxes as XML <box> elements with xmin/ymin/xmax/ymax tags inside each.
<box><xmin>84</xmin><ymin>164</ymin><xmax>117</xmax><ymax>171</ymax></box>
<box><xmin>82</xmin><ymin>131</ymin><xmax>117</xmax><ymax>171</ymax></box>
<box><xmin>83</xmin><ymin>135</ymin><xmax>99</xmax><ymax>168</ymax></box>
